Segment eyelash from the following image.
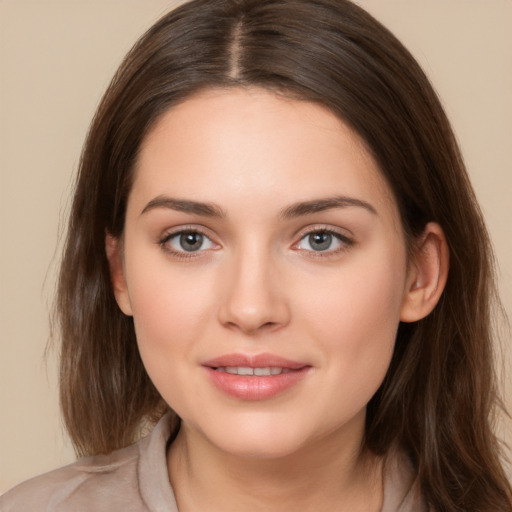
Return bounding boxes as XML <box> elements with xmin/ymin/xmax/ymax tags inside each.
<box><xmin>159</xmin><ymin>227</ymin><xmax>217</xmax><ymax>261</ymax></box>
<box><xmin>158</xmin><ymin>226</ymin><xmax>354</xmax><ymax>260</ymax></box>
<box><xmin>293</xmin><ymin>227</ymin><xmax>354</xmax><ymax>258</ymax></box>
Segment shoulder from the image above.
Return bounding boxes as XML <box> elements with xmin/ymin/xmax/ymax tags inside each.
<box><xmin>0</xmin><ymin>413</ymin><xmax>177</xmax><ymax>512</ymax></box>
<box><xmin>0</xmin><ymin>443</ymin><xmax>141</xmax><ymax>512</ymax></box>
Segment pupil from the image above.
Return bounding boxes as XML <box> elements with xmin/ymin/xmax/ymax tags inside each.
<box><xmin>310</xmin><ymin>232</ymin><xmax>332</xmax><ymax>251</ymax></box>
<box><xmin>180</xmin><ymin>233</ymin><xmax>203</xmax><ymax>251</ymax></box>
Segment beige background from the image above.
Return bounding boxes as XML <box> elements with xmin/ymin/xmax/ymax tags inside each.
<box><xmin>1</xmin><ymin>0</ymin><xmax>511</xmax><ymax>493</ymax></box>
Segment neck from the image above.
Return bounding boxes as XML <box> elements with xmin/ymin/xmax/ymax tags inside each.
<box><xmin>167</xmin><ymin>415</ymin><xmax>384</xmax><ymax>512</ymax></box>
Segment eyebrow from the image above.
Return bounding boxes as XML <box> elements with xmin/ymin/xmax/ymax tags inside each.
<box><xmin>140</xmin><ymin>196</ymin><xmax>227</xmax><ymax>218</ymax></box>
<box><xmin>140</xmin><ymin>194</ymin><xmax>377</xmax><ymax>218</ymax></box>
<box><xmin>279</xmin><ymin>196</ymin><xmax>377</xmax><ymax>218</ymax></box>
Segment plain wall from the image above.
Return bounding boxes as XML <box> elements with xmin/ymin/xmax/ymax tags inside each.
<box><xmin>1</xmin><ymin>0</ymin><xmax>511</xmax><ymax>492</ymax></box>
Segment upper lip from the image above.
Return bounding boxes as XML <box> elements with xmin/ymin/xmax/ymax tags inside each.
<box><xmin>202</xmin><ymin>353</ymin><xmax>309</xmax><ymax>370</ymax></box>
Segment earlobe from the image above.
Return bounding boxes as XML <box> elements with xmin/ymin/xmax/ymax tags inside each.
<box><xmin>105</xmin><ymin>234</ymin><xmax>133</xmax><ymax>316</ymax></box>
<box><xmin>400</xmin><ymin>222</ymin><xmax>449</xmax><ymax>323</ymax></box>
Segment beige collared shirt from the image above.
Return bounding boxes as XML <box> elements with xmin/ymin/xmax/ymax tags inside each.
<box><xmin>0</xmin><ymin>414</ymin><xmax>426</xmax><ymax>511</ymax></box>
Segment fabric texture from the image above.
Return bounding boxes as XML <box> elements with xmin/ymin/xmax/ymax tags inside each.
<box><xmin>0</xmin><ymin>414</ymin><xmax>426</xmax><ymax>511</ymax></box>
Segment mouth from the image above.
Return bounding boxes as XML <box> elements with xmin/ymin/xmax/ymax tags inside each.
<box><xmin>213</xmin><ymin>366</ymin><xmax>295</xmax><ymax>376</ymax></box>
<box><xmin>203</xmin><ymin>352</ymin><xmax>308</xmax><ymax>370</ymax></box>
<box><xmin>202</xmin><ymin>353</ymin><xmax>311</xmax><ymax>400</ymax></box>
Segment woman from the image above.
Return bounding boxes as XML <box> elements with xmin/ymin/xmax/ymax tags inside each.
<box><xmin>1</xmin><ymin>0</ymin><xmax>510</xmax><ymax>510</ymax></box>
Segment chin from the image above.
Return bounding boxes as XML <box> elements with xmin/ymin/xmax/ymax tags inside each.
<box><xmin>190</xmin><ymin>409</ymin><xmax>358</xmax><ymax>461</ymax></box>
<box><xmin>211</xmin><ymin>431</ymin><xmax>310</xmax><ymax>460</ymax></box>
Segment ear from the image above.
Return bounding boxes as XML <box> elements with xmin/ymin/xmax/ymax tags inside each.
<box><xmin>105</xmin><ymin>233</ymin><xmax>133</xmax><ymax>316</ymax></box>
<box><xmin>400</xmin><ymin>222</ymin><xmax>449</xmax><ymax>323</ymax></box>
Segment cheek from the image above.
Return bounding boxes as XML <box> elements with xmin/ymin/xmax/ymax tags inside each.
<box><xmin>297</xmin><ymin>249</ymin><xmax>406</xmax><ymax>396</ymax></box>
<box><xmin>124</xmin><ymin>255</ymin><xmax>217</xmax><ymax>376</ymax></box>
<box><xmin>126</xmin><ymin>267</ymin><xmax>218</xmax><ymax>416</ymax></box>
<box><xmin>301</xmin><ymin>249</ymin><xmax>406</xmax><ymax>334</ymax></box>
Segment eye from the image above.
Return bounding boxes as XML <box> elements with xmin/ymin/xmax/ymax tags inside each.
<box><xmin>162</xmin><ymin>230</ymin><xmax>215</xmax><ymax>253</ymax></box>
<box><xmin>295</xmin><ymin>230</ymin><xmax>351</xmax><ymax>253</ymax></box>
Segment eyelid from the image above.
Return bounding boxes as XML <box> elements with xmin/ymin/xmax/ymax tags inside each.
<box><xmin>294</xmin><ymin>224</ymin><xmax>353</xmax><ymax>241</ymax></box>
<box><xmin>158</xmin><ymin>225</ymin><xmax>220</xmax><ymax>258</ymax></box>
<box><xmin>292</xmin><ymin>225</ymin><xmax>354</xmax><ymax>255</ymax></box>
<box><xmin>157</xmin><ymin>224</ymin><xmax>353</xmax><ymax>259</ymax></box>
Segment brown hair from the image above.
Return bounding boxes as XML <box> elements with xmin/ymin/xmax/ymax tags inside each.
<box><xmin>56</xmin><ymin>0</ymin><xmax>512</xmax><ymax>509</ymax></box>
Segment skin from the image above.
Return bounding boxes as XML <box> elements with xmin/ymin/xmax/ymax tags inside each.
<box><xmin>107</xmin><ymin>87</ymin><xmax>448</xmax><ymax>512</ymax></box>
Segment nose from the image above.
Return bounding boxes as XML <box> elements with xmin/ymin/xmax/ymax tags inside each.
<box><xmin>217</xmin><ymin>246</ymin><xmax>290</xmax><ymax>335</ymax></box>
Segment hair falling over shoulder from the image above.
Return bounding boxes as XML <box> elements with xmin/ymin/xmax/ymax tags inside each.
<box><xmin>55</xmin><ymin>0</ymin><xmax>512</xmax><ymax>510</ymax></box>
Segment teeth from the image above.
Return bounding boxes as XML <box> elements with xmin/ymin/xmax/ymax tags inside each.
<box><xmin>254</xmin><ymin>367</ymin><xmax>271</xmax><ymax>376</ymax></box>
<box><xmin>216</xmin><ymin>366</ymin><xmax>290</xmax><ymax>376</ymax></box>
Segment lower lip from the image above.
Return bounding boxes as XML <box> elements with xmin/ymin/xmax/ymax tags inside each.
<box><xmin>204</xmin><ymin>367</ymin><xmax>310</xmax><ymax>401</ymax></box>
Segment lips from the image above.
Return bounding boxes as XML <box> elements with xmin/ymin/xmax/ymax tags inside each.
<box><xmin>202</xmin><ymin>353</ymin><xmax>311</xmax><ymax>400</ymax></box>
<box><xmin>216</xmin><ymin>366</ymin><xmax>292</xmax><ymax>376</ymax></box>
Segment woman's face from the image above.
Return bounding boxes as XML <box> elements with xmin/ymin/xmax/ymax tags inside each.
<box><xmin>112</xmin><ymin>87</ymin><xmax>416</xmax><ymax>458</ymax></box>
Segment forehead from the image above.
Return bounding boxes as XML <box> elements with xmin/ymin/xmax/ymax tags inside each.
<box><xmin>131</xmin><ymin>87</ymin><xmax>399</xmax><ymax>223</ymax></box>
